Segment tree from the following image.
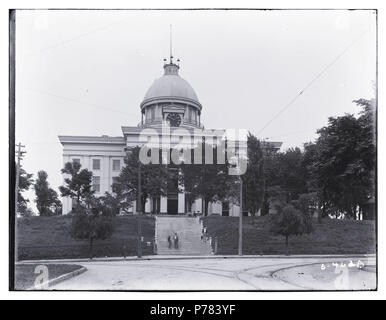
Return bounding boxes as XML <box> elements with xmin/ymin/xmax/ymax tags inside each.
<box><xmin>114</xmin><ymin>147</ymin><xmax>168</xmax><ymax>214</ymax></box>
<box><xmin>270</xmin><ymin>148</ymin><xmax>308</xmax><ymax>202</ymax></box>
<box><xmin>291</xmin><ymin>192</ymin><xmax>318</xmax><ymax>225</ymax></box>
<box><xmin>70</xmin><ymin>208</ymin><xmax>114</xmax><ymax>258</ymax></box>
<box><xmin>16</xmin><ymin>166</ymin><xmax>33</xmax><ymax>215</ymax></box>
<box><xmin>19</xmin><ymin>207</ymin><xmax>34</xmax><ymax>218</ymax></box>
<box><xmin>268</xmin><ymin>203</ymin><xmax>313</xmax><ymax>254</ymax></box>
<box><xmin>59</xmin><ymin>162</ymin><xmax>94</xmax><ymax>211</ymax></box>
<box><xmin>34</xmin><ymin>170</ymin><xmax>61</xmax><ymax>216</ymax></box>
<box><xmin>355</xmin><ymin>98</ymin><xmax>376</xmax><ymax>220</ymax></box>
<box><xmin>305</xmin><ymin>99</ymin><xmax>376</xmax><ymax>219</ymax></box>
<box><xmin>241</xmin><ymin>133</ymin><xmax>264</xmax><ymax>221</ymax></box>
<box><xmin>99</xmin><ymin>192</ymin><xmax>122</xmax><ymax>216</ymax></box>
<box><xmin>263</xmin><ymin>147</ymin><xmax>309</xmax><ymax>215</ymax></box>
<box><xmin>180</xmin><ymin>143</ymin><xmax>234</xmax><ymax>215</ymax></box>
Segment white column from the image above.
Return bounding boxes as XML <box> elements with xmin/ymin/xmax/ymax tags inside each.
<box><xmin>229</xmin><ymin>203</ymin><xmax>240</xmax><ymax>217</ymax></box>
<box><xmin>210</xmin><ymin>201</ymin><xmax>222</xmax><ymax>215</ymax></box>
<box><xmin>195</xmin><ymin>198</ymin><xmax>202</xmax><ymax>214</ymax></box>
<box><xmin>145</xmin><ymin>197</ymin><xmax>151</xmax><ymax>213</ymax></box>
<box><xmin>234</xmin><ymin>204</ymin><xmax>240</xmax><ymax>217</ymax></box>
<box><xmin>191</xmin><ymin>200</ymin><xmax>196</xmax><ymax>213</ymax></box>
<box><xmin>217</xmin><ymin>201</ymin><xmax>223</xmax><ymax>215</ymax></box>
<box><xmin>161</xmin><ymin>196</ymin><xmax>167</xmax><ymax>214</ymax></box>
<box><xmin>178</xmin><ymin>192</ymin><xmax>185</xmax><ymax>214</ymax></box>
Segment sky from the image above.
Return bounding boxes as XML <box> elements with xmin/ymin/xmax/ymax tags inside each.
<box><xmin>14</xmin><ymin>9</ymin><xmax>376</xmax><ymax>212</ymax></box>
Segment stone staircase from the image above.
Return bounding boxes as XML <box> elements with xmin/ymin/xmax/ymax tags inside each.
<box><xmin>155</xmin><ymin>216</ymin><xmax>213</xmax><ymax>255</ymax></box>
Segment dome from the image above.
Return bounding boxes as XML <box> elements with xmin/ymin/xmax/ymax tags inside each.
<box><xmin>142</xmin><ymin>62</ymin><xmax>199</xmax><ymax>105</ymax></box>
<box><xmin>143</xmin><ymin>75</ymin><xmax>199</xmax><ymax>102</ymax></box>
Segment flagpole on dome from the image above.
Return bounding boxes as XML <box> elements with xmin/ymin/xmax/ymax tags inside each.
<box><xmin>170</xmin><ymin>24</ymin><xmax>173</xmax><ymax>64</ymax></box>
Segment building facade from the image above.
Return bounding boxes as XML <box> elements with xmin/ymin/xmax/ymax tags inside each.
<box><xmin>59</xmin><ymin>57</ymin><xmax>281</xmax><ymax>215</ymax></box>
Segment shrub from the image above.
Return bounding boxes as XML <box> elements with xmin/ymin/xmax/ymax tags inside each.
<box><xmin>268</xmin><ymin>204</ymin><xmax>313</xmax><ymax>254</ymax></box>
<box><xmin>70</xmin><ymin>210</ymin><xmax>114</xmax><ymax>258</ymax></box>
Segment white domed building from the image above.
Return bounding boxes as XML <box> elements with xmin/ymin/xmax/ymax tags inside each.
<box><xmin>59</xmin><ymin>57</ymin><xmax>281</xmax><ymax>215</ymax></box>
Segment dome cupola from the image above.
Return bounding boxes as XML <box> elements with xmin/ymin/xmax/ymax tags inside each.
<box><xmin>140</xmin><ymin>55</ymin><xmax>202</xmax><ymax>129</ymax></box>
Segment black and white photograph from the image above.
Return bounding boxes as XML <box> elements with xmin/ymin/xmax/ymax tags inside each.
<box><xmin>7</xmin><ymin>5</ymin><xmax>380</xmax><ymax>297</ymax></box>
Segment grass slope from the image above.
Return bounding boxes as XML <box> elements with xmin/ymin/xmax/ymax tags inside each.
<box><xmin>17</xmin><ymin>215</ymin><xmax>155</xmax><ymax>260</ymax></box>
<box><xmin>202</xmin><ymin>216</ymin><xmax>376</xmax><ymax>255</ymax></box>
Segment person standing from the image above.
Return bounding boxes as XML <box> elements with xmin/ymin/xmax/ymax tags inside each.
<box><xmin>173</xmin><ymin>232</ymin><xmax>179</xmax><ymax>249</ymax></box>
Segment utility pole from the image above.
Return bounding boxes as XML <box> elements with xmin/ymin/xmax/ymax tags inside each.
<box><xmin>261</xmin><ymin>138</ymin><xmax>266</xmax><ymax>215</ymax></box>
<box><xmin>238</xmin><ymin>175</ymin><xmax>243</xmax><ymax>256</ymax></box>
<box><xmin>137</xmin><ymin>160</ymin><xmax>142</xmax><ymax>258</ymax></box>
<box><xmin>15</xmin><ymin>143</ymin><xmax>26</xmax><ymax>217</ymax></box>
<box><xmin>15</xmin><ymin>142</ymin><xmax>26</xmax><ymax>263</ymax></box>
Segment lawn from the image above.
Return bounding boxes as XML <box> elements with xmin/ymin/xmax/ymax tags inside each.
<box><xmin>202</xmin><ymin>216</ymin><xmax>376</xmax><ymax>255</ymax></box>
<box><xmin>17</xmin><ymin>215</ymin><xmax>155</xmax><ymax>260</ymax></box>
<box><xmin>14</xmin><ymin>264</ymin><xmax>84</xmax><ymax>290</ymax></box>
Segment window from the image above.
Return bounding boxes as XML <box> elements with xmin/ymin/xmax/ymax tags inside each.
<box><xmin>112</xmin><ymin>176</ymin><xmax>119</xmax><ymax>187</ymax></box>
<box><xmin>151</xmin><ymin>106</ymin><xmax>155</xmax><ymax>121</ymax></box>
<box><xmin>112</xmin><ymin>159</ymin><xmax>120</xmax><ymax>171</ymax></box>
<box><xmin>92</xmin><ymin>176</ymin><xmax>100</xmax><ymax>192</ymax></box>
<box><xmin>72</xmin><ymin>158</ymin><xmax>80</xmax><ymax>164</ymax></box>
<box><xmin>92</xmin><ymin>159</ymin><xmax>101</xmax><ymax>170</ymax></box>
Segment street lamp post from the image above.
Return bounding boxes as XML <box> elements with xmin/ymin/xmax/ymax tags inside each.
<box><xmin>238</xmin><ymin>175</ymin><xmax>243</xmax><ymax>256</ymax></box>
<box><xmin>137</xmin><ymin>161</ymin><xmax>142</xmax><ymax>258</ymax></box>
<box><xmin>230</xmin><ymin>154</ymin><xmax>244</xmax><ymax>256</ymax></box>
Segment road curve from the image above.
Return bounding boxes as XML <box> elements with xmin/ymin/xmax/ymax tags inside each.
<box><xmin>50</xmin><ymin>256</ymin><xmax>376</xmax><ymax>291</ymax></box>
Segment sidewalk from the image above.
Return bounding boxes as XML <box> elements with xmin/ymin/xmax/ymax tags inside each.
<box><xmin>17</xmin><ymin>253</ymin><xmax>376</xmax><ymax>265</ymax></box>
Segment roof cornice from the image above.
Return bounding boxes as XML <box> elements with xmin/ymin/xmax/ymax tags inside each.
<box><xmin>58</xmin><ymin>135</ymin><xmax>125</xmax><ymax>145</ymax></box>
<box><xmin>140</xmin><ymin>96</ymin><xmax>202</xmax><ymax>111</ymax></box>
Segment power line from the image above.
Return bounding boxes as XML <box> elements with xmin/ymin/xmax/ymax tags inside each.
<box><xmin>23</xmin><ymin>15</ymin><xmax>132</xmax><ymax>58</ymax></box>
<box><xmin>257</xmin><ymin>28</ymin><xmax>371</xmax><ymax>136</ymax></box>
<box><xmin>24</xmin><ymin>88</ymin><xmax>138</xmax><ymax>117</ymax></box>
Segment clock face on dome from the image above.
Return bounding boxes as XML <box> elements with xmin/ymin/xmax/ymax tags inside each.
<box><xmin>166</xmin><ymin>113</ymin><xmax>181</xmax><ymax>127</ymax></box>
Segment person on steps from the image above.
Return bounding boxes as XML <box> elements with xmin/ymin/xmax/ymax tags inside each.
<box><xmin>173</xmin><ymin>233</ymin><xmax>179</xmax><ymax>249</ymax></box>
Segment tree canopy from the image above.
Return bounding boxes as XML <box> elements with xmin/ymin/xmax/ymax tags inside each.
<box><xmin>59</xmin><ymin>161</ymin><xmax>94</xmax><ymax>210</ymax></box>
<box><xmin>304</xmin><ymin>98</ymin><xmax>376</xmax><ymax>219</ymax></box>
<box><xmin>241</xmin><ymin>133</ymin><xmax>264</xmax><ymax>217</ymax></box>
<box><xmin>34</xmin><ymin>170</ymin><xmax>61</xmax><ymax>216</ymax></box>
<box><xmin>113</xmin><ymin>146</ymin><xmax>168</xmax><ymax>214</ymax></box>
<box><xmin>180</xmin><ymin>142</ymin><xmax>235</xmax><ymax>215</ymax></box>
<box><xmin>269</xmin><ymin>203</ymin><xmax>314</xmax><ymax>252</ymax></box>
<box><xmin>16</xmin><ymin>166</ymin><xmax>33</xmax><ymax>216</ymax></box>
<box><xmin>70</xmin><ymin>208</ymin><xmax>114</xmax><ymax>258</ymax></box>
